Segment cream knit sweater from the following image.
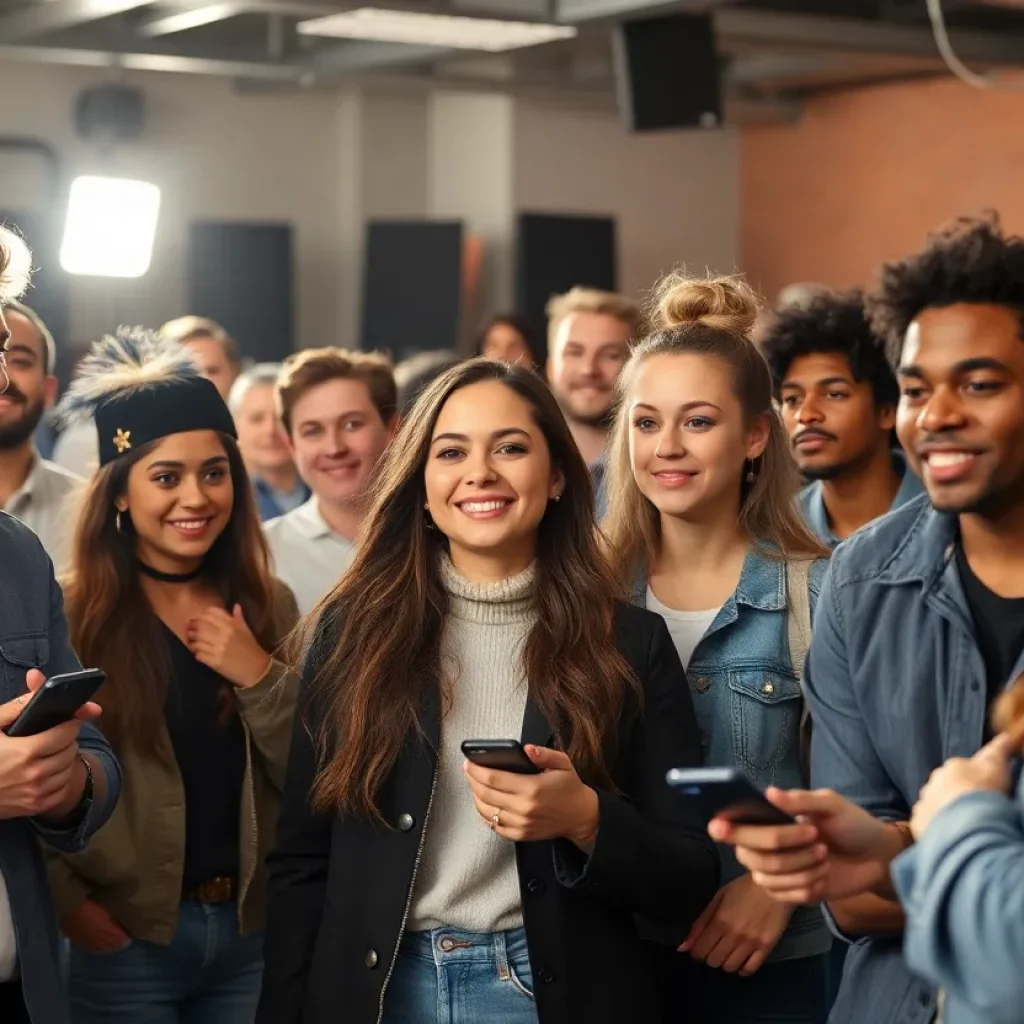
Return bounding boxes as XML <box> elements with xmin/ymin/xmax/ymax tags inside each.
<box><xmin>408</xmin><ymin>557</ymin><xmax>535</xmax><ymax>934</ymax></box>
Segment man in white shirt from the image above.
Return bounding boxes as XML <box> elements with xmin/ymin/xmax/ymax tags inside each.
<box><xmin>264</xmin><ymin>348</ymin><xmax>397</xmax><ymax>614</ymax></box>
<box><xmin>0</xmin><ymin>302</ymin><xmax>83</xmax><ymax>575</ymax></box>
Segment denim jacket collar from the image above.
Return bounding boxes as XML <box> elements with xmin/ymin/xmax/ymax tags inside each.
<box><xmin>631</xmin><ymin>547</ymin><xmax>788</xmax><ymax>616</ymax></box>
<box><xmin>871</xmin><ymin>498</ymin><xmax>958</xmax><ymax>596</ymax></box>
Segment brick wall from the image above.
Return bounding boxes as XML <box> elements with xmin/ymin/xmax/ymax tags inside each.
<box><xmin>741</xmin><ymin>73</ymin><xmax>1024</xmax><ymax>302</ymax></box>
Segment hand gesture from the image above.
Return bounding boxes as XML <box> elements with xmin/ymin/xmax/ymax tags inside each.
<box><xmin>680</xmin><ymin>874</ymin><xmax>794</xmax><ymax>975</ymax></box>
<box><xmin>61</xmin><ymin>899</ymin><xmax>131</xmax><ymax>953</ymax></box>
<box><xmin>463</xmin><ymin>745</ymin><xmax>600</xmax><ymax>852</ymax></box>
<box><xmin>911</xmin><ymin>734</ymin><xmax>1014</xmax><ymax>840</ymax></box>
<box><xmin>709</xmin><ymin>788</ymin><xmax>899</xmax><ymax>904</ymax></box>
<box><xmin>187</xmin><ymin>604</ymin><xmax>272</xmax><ymax>688</ymax></box>
<box><xmin>0</xmin><ymin>669</ymin><xmax>97</xmax><ymax>820</ymax></box>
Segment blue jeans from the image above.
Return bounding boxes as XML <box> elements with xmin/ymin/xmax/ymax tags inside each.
<box><xmin>382</xmin><ymin>927</ymin><xmax>539</xmax><ymax>1024</ymax></box>
<box><xmin>67</xmin><ymin>901</ymin><xmax>263</xmax><ymax>1024</ymax></box>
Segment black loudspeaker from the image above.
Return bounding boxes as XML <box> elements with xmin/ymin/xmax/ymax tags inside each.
<box><xmin>361</xmin><ymin>220</ymin><xmax>463</xmax><ymax>359</ymax></box>
<box><xmin>187</xmin><ymin>221</ymin><xmax>294</xmax><ymax>362</ymax></box>
<box><xmin>74</xmin><ymin>85</ymin><xmax>146</xmax><ymax>143</ymax></box>
<box><xmin>613</xmin><ymin>12</ymin><xmax>721</xmax><ymax>132</ymax></box>
<box><xmin>514</xmin><ymin>212</ymin><xmax>617</xmax><ymax>346</ymax></box>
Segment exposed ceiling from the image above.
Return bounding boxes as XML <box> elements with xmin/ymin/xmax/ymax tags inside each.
<box><xmin>3</xmin><ymin>0</ymin><xmax>1024</xmax><ymax>121</ymax></box>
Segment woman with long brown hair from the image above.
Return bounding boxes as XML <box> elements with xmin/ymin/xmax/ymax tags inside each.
<box><xmin>258</xmin><ymin>357</ymin><xmax>719</xmax><ymax>1024</ymax></box>
<box><xmin>43</xmin><ymin>329</ymin><xmax>299</xmax><ymax>1024</ymax></box>
<box><xmin>603</xmin><ymin>273</ymin><xmax>832</xmax><ymax>1024</ymax></box>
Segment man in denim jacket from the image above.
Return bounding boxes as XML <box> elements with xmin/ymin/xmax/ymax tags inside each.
<box><xmin>0</xmin><ymin>228</ymin><xmax>122</xmax><ymax>1022</ymax></box>
<box><xmin>709</xmin><ymin>215</ymin><xmax>1024</xmax><ymax>1024</ymax></box>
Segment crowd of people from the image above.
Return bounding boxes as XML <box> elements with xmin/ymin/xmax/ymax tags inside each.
<box><xmin>0</xmin><ymin>208</ymin><xmax>1022</xmax><ymax>1024</ymax></box>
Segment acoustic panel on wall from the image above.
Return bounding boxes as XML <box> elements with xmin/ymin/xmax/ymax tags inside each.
<box><xmin>188</xmin><ymin>221</ymin><xmax>294</xmax><ymax>362</ymax></box>
<box><xmin>514</xmin><ymin>212</ymin><xmax>617</xmax><ymax>345</ymax></box>
<box><xmin>361</xmin><ymin>220</ymin><xmax>463</xmax><ymax>359</ymax></box>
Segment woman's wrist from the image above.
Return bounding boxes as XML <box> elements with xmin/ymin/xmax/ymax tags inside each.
<box><xmin>234</xmin><ymin>652</ymin><xmax>274</xmax><ymax>689</ymax></box>
<box><xmin>570</xmin><ymin>786</ymin><xmax>600</xmax><ymax>855</ymax></box>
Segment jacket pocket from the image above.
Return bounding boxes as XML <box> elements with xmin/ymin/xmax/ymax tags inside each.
<box><xmin>0</xmin><ymin>634</ymin><xmax>50</xmax><ymax>692</ymax></box>
<box><xmin>727</xmin><ymin>669</ymin><xmax>801</xmax><ymax>783</ymax></box>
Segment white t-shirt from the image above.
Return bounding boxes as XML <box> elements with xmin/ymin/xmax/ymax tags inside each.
<box><xmin>263</xmin><ymin>497</ymin><xmax>355</xmax><ymax>615</ymax></box>
<box><xmin>646</xmin><ymin>587</ymin><xmax>721</xmax><ymax>671</ymax></box>
<box><xmin>0</xmin><ymin>873</ymin><xmax>16</xmax><ymax>980</ymax></box>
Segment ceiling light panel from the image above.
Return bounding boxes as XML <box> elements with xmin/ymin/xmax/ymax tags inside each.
<box><xmin>297</xmin><ymin>8</ymin><xmax>577</xmax><ymax>52</ymax></box>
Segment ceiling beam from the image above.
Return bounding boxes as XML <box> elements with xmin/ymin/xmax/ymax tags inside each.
<box><xmin>306</xmin><ymin>39</ymin><xmax>451</xmax><ymax>74</ymax></box>
<box><xmin>0</xmin><ymin>0</ymin><xmax>160</xmax><ymax>44</ymax></box>
<box><xmin>0</xmin><ymin>41</ymin><xmax>304</xmax><ymax>78</ymax></box>
<box><xmin>716</xmin><ymin>9</ymin><xmax>1024</xmax><ymax>66</ymax></box>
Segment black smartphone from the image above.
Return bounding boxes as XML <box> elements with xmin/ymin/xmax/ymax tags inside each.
<box><xmin>461</xmin><ymin>739</ymin><xmax>540</xmax><ymax>775</ymax></box>
<box><xmin>666</xmin><ymin>767</ymin><xmax>797</xmax><ymax>826</ymax></box>
<box><xmin>5</xmin><ymin>668</ymin><xmax>107</xmax><ymax>738</ymax></box>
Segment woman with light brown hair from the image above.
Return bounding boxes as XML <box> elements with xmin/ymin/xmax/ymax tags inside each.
<box><xmin>45</xmin><ymin>328</ymin><xmax>299</xmax><ymax>1024</ymax></box>
<box><xmin>258</xmin><ymin>357</ymin><xmax>720</xmax><ymax>1024</ymax></box>
<box><xmin>603</xmin><ymin>272</ymin><xmax>832</xmax><ymax>1023</ymax></box>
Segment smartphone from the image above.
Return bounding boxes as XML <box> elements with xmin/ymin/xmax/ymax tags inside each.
<box><xmin>461</xmin><ymin>739</ymin><xmax>540</xmax><ymax>775</ymax></box>
<box><xmin>5</xmin><ymin>668</ymin><xmax>107</xmax><ymax>738</ymax></box>
<box><xmin>666</xmin><ymin>767</ymin><xmax>796</xmax><ymax>826</ymax></box>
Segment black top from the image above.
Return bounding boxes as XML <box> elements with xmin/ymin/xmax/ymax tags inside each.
<box><xmin>163</xmin><ymin>625</ymin><xmax>246</xmax><ymax>887</ymax></box>
<box><xmin>956</xmin><ymin>542</ymin><xmax>1024</xmax><ymax>715</ymax></box>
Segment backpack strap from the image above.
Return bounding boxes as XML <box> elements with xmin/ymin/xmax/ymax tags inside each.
<box><xmin>786</xmin><ymin>558</ymin><xmax>814</xmax><ymax>783</ymax></box>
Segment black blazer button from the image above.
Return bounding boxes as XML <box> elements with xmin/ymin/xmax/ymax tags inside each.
<box><xmin>526</xmin><ymin>878</ymin><xmax>546</xmax><ymax>895</ymax></box>
<box><xmin>365</xmin><ymin>949</ymin><xmax>379</xmax><ymax>969</ymax></box>
<box><xmin>397</xmin><ymin>813</ymin><xmax>415</xmax><ymax>832</ymax></box>
<box><xmin>539</xmin><ymin>968</ymin><xmax>555</xmax><ymax>984</ymax></box>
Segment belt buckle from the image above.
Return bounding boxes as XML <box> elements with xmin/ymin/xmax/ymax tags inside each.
<box><xmin>199</xmin><ymin>877</ymin><xmax>231</xmax><ymax>903</ymax></box>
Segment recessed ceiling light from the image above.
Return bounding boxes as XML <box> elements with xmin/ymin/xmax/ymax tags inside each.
<box><xmin>297</xmin><ymin>8</ymin><xmax>577</xmax><ymax>52</ymax></box>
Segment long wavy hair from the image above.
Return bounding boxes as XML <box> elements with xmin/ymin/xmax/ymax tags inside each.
<box><xmin>604</xmin><ymin>272</ymin><xmax>827</xmax><ymax>585</ymax></box>
<box><xmin>62</xmin><ymin>432</ymin><xmax>278</xmax><ymax>756</ymax></box>
<box><xmin>304</xmin><ymin>358</ymin><xmax>638</xmax><ymax>817</ymax></box>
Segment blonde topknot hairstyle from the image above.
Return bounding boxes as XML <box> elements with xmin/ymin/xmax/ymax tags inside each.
<box><xmin>653</xmin><ymin>271</ymin><xmax>760</xmax><ymax>337</ymax></box>
<box><xmin>603</xmin><ymin>270</ymin><xmax>826</xmax><ymax>584</ymax></box>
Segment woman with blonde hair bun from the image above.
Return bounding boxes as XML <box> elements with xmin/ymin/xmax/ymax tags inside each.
<box><xmin>604</xmin><ymin>271</ymin><xmax>832</xmax><ymax>1024</ymax></box>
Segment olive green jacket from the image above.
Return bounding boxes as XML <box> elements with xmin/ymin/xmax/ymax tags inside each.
<box><xmin>44</xmin><ymin>583</ymin><xmax>300</xmax><ymax>945</ymax></box>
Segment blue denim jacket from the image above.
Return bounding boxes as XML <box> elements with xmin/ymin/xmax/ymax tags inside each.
<box><xmin>803</xmin><ymin>493</ymin><xmax>1007</xmax><ymax>1024</ymax></box>
<box><xmin>0</xmin><ymin>512</ymin><xmax>122</xmax><ymax>1024</ymax></box>
<box><xmin>633</xmin><ymin>549</ymin><xmax>832</xmax><ymax>962</ymax></box>
<box><xmin>799</xmin><ymin>450</ymin><xmax>924</xmax><ymax>549</ymax></box>
<box><xmin>891</xmin><ymin>775</ymin><xmax>1024</xmax><ymax>1024</ymax></box>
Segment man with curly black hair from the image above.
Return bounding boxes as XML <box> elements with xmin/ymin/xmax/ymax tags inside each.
<box><xmin>762</xmin><ymin>289</ymin><xmax>922</xmax><ymax>545</ymax></box>
<box><xmin>709</xmin><ymin>214</ymin><xmax>1024</xmax><ymax>1024</ymax></box>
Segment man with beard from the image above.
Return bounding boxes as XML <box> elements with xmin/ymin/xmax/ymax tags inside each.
<box><xmin>0</xmin><ymin>301</ymin><xmax>82</xmax><ymax>573</ymax></box>
<box><xmin>761</xmin><ymin>289</ymin><xmax>922</xmax><ymax>546</ymax></box>
<box><xmin>545</xmin><ymin>288</ymin><xmax>641</xmax><ymax>515</ymax></box>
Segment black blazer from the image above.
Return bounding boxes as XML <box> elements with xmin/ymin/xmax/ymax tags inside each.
<box><xmin>257</xmin><ymin>602</ymin><xmax>719</xmax><ymax>1024</ymax></box>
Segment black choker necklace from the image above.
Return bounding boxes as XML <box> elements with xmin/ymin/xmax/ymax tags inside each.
<box><xmin>136</xmin><ymin>560</ymin><xmax>204</xmax><ymax>584</ymax></box>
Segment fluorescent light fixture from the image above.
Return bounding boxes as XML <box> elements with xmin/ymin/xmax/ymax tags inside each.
<box><xmin>297</xmin><ymin>8</ymin><xmax>577</xmax><ymax>52</ymax></box>
<box><xmin>60</xmin><ymin>176</ymin><xmax>161</xmax><ymax>278</ymax></box>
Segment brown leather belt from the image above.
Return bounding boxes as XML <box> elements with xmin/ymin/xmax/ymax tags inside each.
<box><xmin>181</xmin><ymin>875</ymin><xmax>237</xmax><ymax>904</ymax></box>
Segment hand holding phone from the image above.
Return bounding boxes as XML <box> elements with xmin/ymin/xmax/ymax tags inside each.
<box><xmin>0</xmin><ymin>668</ymin><xmax>104</xmax><ymax>820</ymax></box>
<box><xmin>666</xmin><ymin>768</ymin><xmax>797</xmax><ymax>826</ymax></box>
<box><xmin>461</xmin><ymin>741</ymin><xmax>599</xmax><ymax>851</ymax></box>
<box><xmin>461</xmin><ymin>739</ymin><xmax>540</xmax><ymax>775</ymax></box>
